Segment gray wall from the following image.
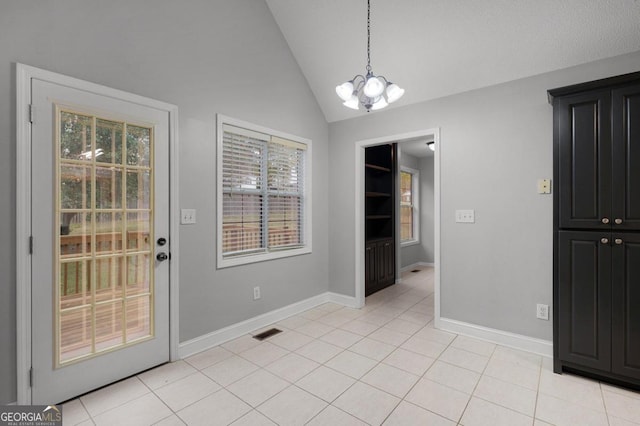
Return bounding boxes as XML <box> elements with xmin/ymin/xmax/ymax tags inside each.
<box><xmin>398</xmin><ymin>151</ymin><xmax>434</xmax><ymax>268</ymax></box>
<box><xmin>329</xmin><ymin>50</ymin><xmax>640</xmax><ymax>342</ymax></box>
<box><xmin>0</xmin><ymin>0</ymin><xmax>329</xmax><ymax>403</ymax></box>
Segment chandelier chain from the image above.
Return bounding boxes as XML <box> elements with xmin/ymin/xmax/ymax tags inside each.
<box><xmin>366</xmin><ymin>0</ymin><xmax>371</xmax><ymax>72</ymax></box>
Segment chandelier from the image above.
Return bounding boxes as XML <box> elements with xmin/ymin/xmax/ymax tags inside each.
<box><xmin>335</xmin><ymin>0</ymin><xmax>405</xmax><ymax>111</ymax></box>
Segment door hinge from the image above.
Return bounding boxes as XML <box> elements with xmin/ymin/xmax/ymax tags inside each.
<box><xmin>28</xmin><ymin>104</ymin><xmax>34</xmax><ymax>123</ymax></box>
<box><xmin>29</xmin><ymin>367</ymin><xmax>33</xmax><ymax>387</ymax></box>
<box><xmin>29</xmin><ymin>236</ymin><xmax>33</xmax><ymax>254</ymax></box>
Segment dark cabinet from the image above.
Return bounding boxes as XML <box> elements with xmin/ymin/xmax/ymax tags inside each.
<box><xmin>557</xmin><ymin>231</ymin><xmax>612</xmax><ymax>372</ymax></box>
<box><xmin>364</xmin><ymin>144</ymin><xmax>396</xmax><ymax>296</ymax></box>
<box><xmin>611</xmin><ymin>233</ymin><xmax>640</xmax><ymax>380</ymax></box>
<box><xmin>365</xmin><ymin>239</ymin><xmax>395</xmax><ymax>295</ymax></box>
<box><xmin>551</xmin><ymin>71</ymin><xmax>640</xmax><ymax>389</ymax></box>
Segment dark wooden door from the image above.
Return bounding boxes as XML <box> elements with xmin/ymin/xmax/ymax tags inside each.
<box><xmin>557</xmin><ymin>91</ymin><xmax>612</xmax><ymax>230</ymax></box>
<box><xmin>612</xmin><ymin>84</ymin><xmax>640</xmax><ymax>231</ymax></box>
<box><xmin>611</xmin><ymin>233</ymin><xmax>640</xmax><ymax>380</ymax></box>
<box><xmin>557</xmin><ymin>231</ymin><xmax>612</xmax><ymax>371</ymax></box>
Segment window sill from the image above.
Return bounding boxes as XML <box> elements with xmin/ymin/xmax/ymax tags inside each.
<box><xmin>217</xmin><ymin>246</ymin><xmax>311</xmax><ymax>269</ymax></box>
<box><xmin>401</xmin><ymin>239</ymin><xmax>420</xmax><ymax>248</ymax></box>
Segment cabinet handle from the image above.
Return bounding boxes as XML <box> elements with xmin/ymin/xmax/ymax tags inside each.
<box><xmin>602</xmin><ymin>218</ymin><xmax>610</xmax><ymax>224</ymax></box>
<box><xmin>601</xmin><ymin>238</ymin><xmax>609</xmax><ymax>244</ymax></box>
<box><xmin>615</xmin><ymin>238</ymin><xmax>623</xmax><ymax>245</ymax></box>
<box><xmin>614</xmin><ymin>218</ymin><xmax>623</xmax><ymax>225</ymax></box>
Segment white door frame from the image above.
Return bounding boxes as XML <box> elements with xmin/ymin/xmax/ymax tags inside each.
<box><xmin>354</xmin><ymin>128</ymin><xmax>441</xmax><ymax>327</ymax></box>
<box><xmin>15</xmin><ymin>63</ymin><xmax>180</xmax><ymax>404</ymax></box>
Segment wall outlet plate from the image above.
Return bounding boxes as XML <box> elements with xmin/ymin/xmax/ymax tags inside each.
<box><xmin>537</xmin><ymin>179</ymin><xmax>552</xmax><ymax>194</ymax></box>
<box><xmin>253</xmin><ymin>286</ymin><xmax>261</xmax><ymax>300</ymax></box>
<box><xmin>455</xmin><ymin>209</ymin><xmax>475</xmax><ymax>223</ymax></box>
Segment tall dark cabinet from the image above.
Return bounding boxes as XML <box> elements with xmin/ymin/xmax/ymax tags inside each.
<box><xmin>364</xmin><ymin>144</ymin><xmax>397</xmax><ymax>296</ymax></box>
<box><xmin>550</xmin><ymin>72</ymin><xmax>640</xmax><ymax>388</ymax></box>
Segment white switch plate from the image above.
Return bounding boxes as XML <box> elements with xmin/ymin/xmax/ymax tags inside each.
<box><xmin>181</xmin><ymin>209</ymin><xmax>196</xmax><ymax>224</ymax></box>
<box><xmin>253</xmin><ymin>286</ymin><xmax>261</xmax><ymax>300</ymax></box>
<box><xmin>536</xmin><ymin>303</ymin><xmax>549</xmax><ymax>320</ymax></box>
<box><xmin>537</xmin><ymin>179</ymin><xmax>552</xmax><ymax>194</ymax></box>
<box><xmin>455</xmin><ymin>209</ymin><xmax>475</xmax><ymax>223</ymax></box>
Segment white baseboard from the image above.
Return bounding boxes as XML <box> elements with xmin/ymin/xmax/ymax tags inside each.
<box><xmin>327</xmin><ymin>292</ymin><xmax>360</xmax><ymax>309</ymax></box>
<box><xmin>439</xmin><ymin>317</ymin><xmax>553</xmax><ymax>358</ymax></box>
<box><xmin>400</xmin><ymin>262</ymin><xmax>434</xmax><ymax>272</ymax></box>
<box><xmin>178</xmin><ymin>292</ymin><xmax>357</xmax><ymax>358</ymax></box>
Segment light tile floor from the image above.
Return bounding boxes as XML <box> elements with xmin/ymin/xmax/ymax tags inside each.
<box><xmin>63</xmin><ymin>267</ymin><xmax>640</xmax><ymax>425</ymax></box>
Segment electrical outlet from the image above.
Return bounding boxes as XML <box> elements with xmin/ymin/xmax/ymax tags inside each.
<box><xmin>455</xmin><ymin>209</ymin><xmax>475</xmax><ymax>223</ymax></box>
<box><xmin>181</xmin><ymin>209</ymin><xmax>196</xmax><ymax>224</ymax></box>
<box><xmin>536</xmin><ymin>303</ymin><xmax>549</xmax><ymax>320</ymax></box>
<box><xmin>253</xmin><ymin>286</ymin><xmax>261</xmax><ymax>300</ymax></box>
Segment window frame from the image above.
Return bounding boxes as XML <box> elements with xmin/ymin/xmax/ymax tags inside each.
<box><xmin>400</xmin><ymin>166</ymin><xmax>420</xmax><ymax>247</ymax></box>
<box><xmin>216</xmin><ymin>114</ymin><xmax>312</xmax><ymax>268</ymax></box>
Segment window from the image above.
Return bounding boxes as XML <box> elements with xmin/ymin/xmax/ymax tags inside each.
<box><xmin>217</xmin><ymin>115</ymin><xmax>311</xmax><ymax>268</ymax></box>
<box><xmin>400</xmin><ymin>167</ymin><xmax>419</xmax><ymax>246</ymax></box>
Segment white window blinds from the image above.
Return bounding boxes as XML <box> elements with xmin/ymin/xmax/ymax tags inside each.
<box><xmin>221</xmin><ymin>124</ymin><xmax>307</xmax><ymax>258</ymax></box>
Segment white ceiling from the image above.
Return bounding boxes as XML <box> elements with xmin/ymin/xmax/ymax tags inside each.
<box><xmin>266</xmin><ymin>0</ymin><xmax>640</xmax><ymax>123</ymax></box>
<box><xmin>399</xmin><ymin>136</ymin><xmax>434</xmax><ymax>158</ymax></box>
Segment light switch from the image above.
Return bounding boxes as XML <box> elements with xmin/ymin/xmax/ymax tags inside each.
<box><xmin>181</xmin><ymin>209</ymin><xmax>196</xmax><ymax>224</ymax></box>
<box><xmin>537</xmin><ymin>179</ymin><xmax>552</xmax><ymax>194</ymax></box>
<box><xmin>455</xmin><ymin>209</ymin><xmax>475</xmax><ymax>223</ymax></box>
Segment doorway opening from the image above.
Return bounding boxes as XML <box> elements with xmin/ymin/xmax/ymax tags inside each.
<box><xmin>354</xmin><ymin>128</ymin><xmax>441</xmax><ymax>328</ymax></box>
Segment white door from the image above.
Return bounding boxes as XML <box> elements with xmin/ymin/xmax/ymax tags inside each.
<box><xmin>30</xmin><ymin>78</ymin><xmax>170</xmax><ymax>404</ymax></box>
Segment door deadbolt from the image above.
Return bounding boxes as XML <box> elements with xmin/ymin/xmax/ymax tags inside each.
<box><xmin>157</xmin><ymin>237</ymin><xmax>167</xmax><ymax>246</ymax></box>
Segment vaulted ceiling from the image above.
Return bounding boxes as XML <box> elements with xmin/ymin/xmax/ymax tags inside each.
<box><xmin>266</xmin><ymin>0</ymin><xmax>640</xmax><ymax>123</ymax></box>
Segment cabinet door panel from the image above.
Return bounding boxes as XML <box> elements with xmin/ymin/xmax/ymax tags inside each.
<box><xmin>557</xmin><ymin>231</ymin><xmax>611</xmax><ymax>370</ymax></box>
<box><xmin>612</xmin><ymin>85</ymin><xmax>640</xmax><ymax>231</ymax></box>
<box><xmin>611</xmin><ymin>234</ymin><xmax>640</xmax><ymax>379</ymax></box>
<box><xmin>365</xmin><ymin>242</ymin><xmax>378</xmax><ymax>296</ymax></box>
<box><xmin>557</xmin><ymin>92</ymin><xmax>612</xmax><ymax>229</ymax></box>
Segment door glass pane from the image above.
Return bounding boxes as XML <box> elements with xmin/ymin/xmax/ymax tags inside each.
<box><xmin>59</xmin><ymin>260</ymin><xmax>90</xmax><ymax>310</ymax></box>
<box><xmin>95</xmin><ymin>213</ymin><xmax>123</xmax><ymax>254</ymax></box>
<box><xmin>60</xmin><ymin>112</ymin><xmax>92</xmax><ymax>160</ymax></box>
<box><xmin>60</xmin><ymin>308</ymin><xmax>92</xmax><ymax>361</ymax></box>
<box><xmin>126</xmin><ymin>296</ymin><xmax>151</xmax><ymax>342</ymax></box>
<box><xmin>60</xmin><ymin>212</ymin><xmax>90</xmax><ymax>258</ymax></box>
<box><xmin>126</xmin><ymin>125</ymin><xmax>151</xmax><ymax>166</ymax></box>
<box><xmin>126</xmin><ymin>170</ymin><xmax>150</xmax><ymax>209</ymax></box>
<box><xmin>127</xmin><ymin>211</ymin><xmax>150</xmax><ymax>251</ymax></box>
<box><xmin>95</xmin><ymin>256</ymin><xmax>124</xmax><ymax>303</ymax></box>
<box><xmin>127</xmin><ymin>254</ymin><xmax>150</xmax><ymax>296</ymax></box>
<box><xmin>56</xmin><ymin>108</ymin><xmax>154</xmax><ymax>366</ymax></box>
<box><xmin>60</xmin><ymin>166</ymin><xmax>91</xmax><ymax>209</ymax></box>
<box><xmin>95</xmin><ymin>167</ymin><xmax>122</xmax><ymax>209</ymax></box>
<box><xmin>96</xmin><ymin>119</ymin><xmax>123</xmax><ymax>164</ymax></box>
<box><xmin>95</xmin><ymin>301</ymin><xmax>123</xmax><ymax>351</ymax></box>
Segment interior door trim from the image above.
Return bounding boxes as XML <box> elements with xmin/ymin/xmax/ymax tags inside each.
<box><xmin>15</xmin><ymin>63</ymin><xmax>180</xmax><ymax>404</ymax></box>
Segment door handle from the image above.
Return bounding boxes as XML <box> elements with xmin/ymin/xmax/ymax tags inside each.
<box><xmin>600</xmin><ymin>238</ymin><xmax>609</xmax><ymax>245</ymax></box>
<box><xmin>156</xmin><ymin>252</ymin><xmax>169</xmax><ymax>261</ymax></box>
<box><xmin>602</xmin><ymin>218</ymin><xmax>610</xmax><ymax>224</ymax></box>
<box><xmin>614</xmin><ymin>218</ymin><xmax>623</xmax><ymax>225</ymax></box>
<box><xmin>615</xmin><ymin>238</ymin><xmax>623</xmax><ymax>245</ymax></box>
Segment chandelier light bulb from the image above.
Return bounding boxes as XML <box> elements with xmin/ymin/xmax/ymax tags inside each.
<box><xmin>336</xmin><ymin>81</ymin><xmax>354</xmax><ymax>101</ymax></box>
<box><xmin>386</xmin><ymin>83</ymin><xmax>405</xmax><ymax>103</ymax></box>
<box><xmin>343</xmin><ymin>94</ymin><xmax>360</xmax><ymax>110</ymax></box>
<box><xmin>428</xmin><ymin>142</ymin><xmax>435</xmax><ymax>151</ymax></box>
<box><xmin>363</xmin><ymin>76</ymin><xmax>385</xmax><ymax>98</ymax></box>
<box><xmin>371</xmin><ymin>96</ymin><xmax>388</xmax><ymax>110</ymax></box>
